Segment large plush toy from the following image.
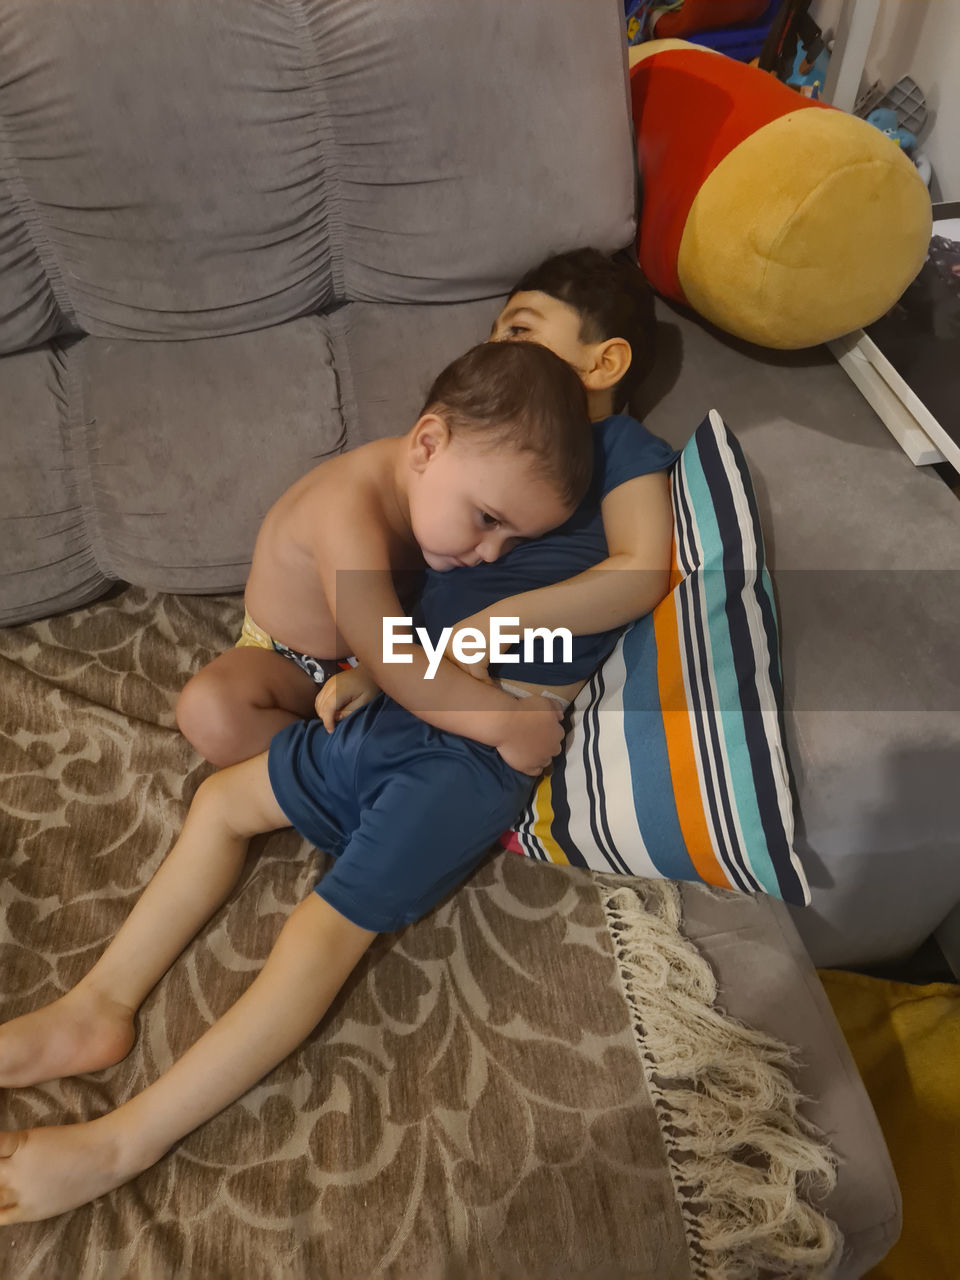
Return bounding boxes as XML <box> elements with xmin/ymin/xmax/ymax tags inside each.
<box><xmin>629</xmin><ymin>40</ymin><xmax>932</xmax><ymax>348</ymax></box>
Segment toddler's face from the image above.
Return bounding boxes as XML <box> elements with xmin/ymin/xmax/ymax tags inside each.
<box><xmin>409</xmin><ymin>435</ymin><xmax>572</xmax><ymax>572</ymax></box>
<box><xmin>489</xmin><ymin>291</ymin><xmax>594</xmax><ymax>381</ymax></box>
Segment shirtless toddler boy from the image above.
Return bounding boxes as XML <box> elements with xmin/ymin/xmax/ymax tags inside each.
<box><xmin>177</xmin><ymin>340</ymin><xmax>591</xmax><ymax>773</ymax></box>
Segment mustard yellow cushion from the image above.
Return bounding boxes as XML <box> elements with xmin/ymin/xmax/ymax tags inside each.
<box><xmin>677</xmin><ymin>109</ymin><xmax>932</xmax><ymax>348</ymax></box>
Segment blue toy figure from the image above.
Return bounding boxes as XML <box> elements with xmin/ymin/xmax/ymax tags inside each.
<box><xmin>787</xmin><ymin>39</ymin><xmax>830</xmax><ymax>98</ymax></box>
<box><xmin>866</xmin><ymin>107</ymin><xmax>917</xmax><ymax>153</ymax></box>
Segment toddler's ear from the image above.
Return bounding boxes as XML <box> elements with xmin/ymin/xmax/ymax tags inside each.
<box><xmin>583</xmin><ymin>337</ymin><xmax>631</xmax><ymax>391</ymax></box>
<box><xmin>408</xmin><ymin>413</ymin><xmax>450</xmax><ymax>470</ymax></box>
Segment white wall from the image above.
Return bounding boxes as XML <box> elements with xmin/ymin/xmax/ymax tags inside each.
<box><xmin>811</xmin><ymin>0</ymin><xmax>960</xmax><ymax>199</ymax></box>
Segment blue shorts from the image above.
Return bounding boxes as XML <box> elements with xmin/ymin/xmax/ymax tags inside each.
<box><xmin>267</xmin><ymin>695</ymin><xmax>535</xmax><ymax>933</ymax></box>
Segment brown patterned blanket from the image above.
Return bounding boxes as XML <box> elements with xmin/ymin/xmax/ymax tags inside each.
<box><xmin>0</xmin><ymin>588</ymin><xmax>839</xmax><ymax>1279</ymax></box>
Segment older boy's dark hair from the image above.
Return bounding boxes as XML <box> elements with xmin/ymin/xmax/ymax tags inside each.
<box><xmin>420</xmin><ymin>341</ymin><xmax>592</xmax><ymax>508</ymax></box>
<box><xmin>509</xmin><ymin>247</ymin><xmax>656</xmax><ymax>412</ymax></box>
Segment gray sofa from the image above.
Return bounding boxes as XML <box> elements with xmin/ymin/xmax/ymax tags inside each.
<box><xmin>7</xmin><ymin>0</ymin><xmax>958</xmax><ymax>1273</ymax></box>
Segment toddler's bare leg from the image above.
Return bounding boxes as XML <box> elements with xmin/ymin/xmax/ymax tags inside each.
<box><xmin>0</xmin><ymin>753</ymin><xmax>287</xmax><ymax>1089</ymax></box>
<box><xmin>177</xmin><ymin>647</ymin><xmax>319</xmax><ymax>767</ymax></box>
<box><xmin>0</xmin><ymin>895</ymin><xmax>376</xmax><ymax>1224</ymax></box>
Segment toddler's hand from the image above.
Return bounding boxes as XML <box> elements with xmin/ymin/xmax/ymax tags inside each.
<box><xmin>316</xmin><ymin>667</ymin><xmax>380</xmax><ymax>732</ymax></box>
<box><xmin>495</xmin><ymin>698</ymin><xmax>566</xmax><ymax>776</ymax></box>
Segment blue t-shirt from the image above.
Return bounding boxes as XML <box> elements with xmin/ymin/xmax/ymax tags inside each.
<box><xmin>414</xmin><ymin>414</ymin><xmax>679</xmax><ymax>683</ymax></box>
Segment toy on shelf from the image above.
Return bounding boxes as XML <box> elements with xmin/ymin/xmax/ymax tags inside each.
<box><xmin>628</xmin><ymin>40</ymin><xmax>932</xmax><ymax>349</ymax></box>
<box><xmin>857</xmin><ymin>79</ymin><xmax>931</xmax><ymax>187</ymax></box>
<box><xmin>856</xmin><ymin>75</ymin><xmax>928</xmax><ymax>137</ymax></box>
<box><xmin>785</xmin><ymin>40</ymin><xmax>830</xmax><ymax>99</ymax></box>
<box><xmin>866</xmin><ymin>107</ymin><xmax>917</xmax><ymax>153</ymax></box>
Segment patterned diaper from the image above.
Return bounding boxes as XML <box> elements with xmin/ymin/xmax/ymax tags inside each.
<box><xmin>236</xmin><ymin>610</ymin><xmax>349</xmax><ymax>686</ymax></box>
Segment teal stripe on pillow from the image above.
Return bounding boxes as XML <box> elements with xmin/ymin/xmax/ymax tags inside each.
<box><xmin>680</xmin><ymin>429</ymin><xmax>784</xmax><ymax>897</ymax></box>
<box><xmin>695</xmin><ymin>418</ymin><xmax>804</xmax><ymax>901</ymax></box>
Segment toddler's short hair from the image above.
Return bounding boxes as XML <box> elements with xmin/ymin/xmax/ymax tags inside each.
<box><xmin>510</xmin><ymin>247</ymin><xmax>656</xmax><ymax>412</ymax></box>
<box><xmin>420</xmin><ymin>341</ymin><xmax>592</xmax><ymax>509</ymax></box>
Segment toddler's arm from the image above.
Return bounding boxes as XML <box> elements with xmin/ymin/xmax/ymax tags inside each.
<box><xmin>313</xmin><ymin>521</ymin><xmax>563</xmax><ymax>775</ymax></box>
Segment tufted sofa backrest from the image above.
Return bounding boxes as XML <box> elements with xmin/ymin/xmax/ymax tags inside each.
<box><xmin>0</xmin><ymin>0</ymin><xmax>635</xmax><ymax>351</ymax></box>
<box><xmin>0</xmin><ymin>0</ymin><xmax>636</xmax><ymax>624</ymax></box>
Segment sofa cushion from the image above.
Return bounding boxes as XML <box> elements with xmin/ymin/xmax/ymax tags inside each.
<box><xmin>0</xmin><ymin>319</ymin><xmax>343</xmax><ymax>623</ymax></box>
<box><xmin>328</xmin><ymin>299</ymin><xmax>502</xmax><ymax>449</ymax></box>
<box><xmin>507</xmin><ymin>411</ymin><xmax>810</xmax><ymax>906</ymax></box>
<box><xmin>681</xmin><ymin>885</ymin><xmax>902</xmax><ymax>1280</ymax></box>
<box><xmin>77</xmin><ymin>321</ymin><xmax>344</xmax><ymax>592</ymax></box>
<box><xmin>642</xmin><ymin>299</ymin><xmax>960</xmax><ymax>965</ymax></box>
<box><xmin>0</xmin><ymin>344</ymin><xmax>108</xmax><ymax>625</ymax></box>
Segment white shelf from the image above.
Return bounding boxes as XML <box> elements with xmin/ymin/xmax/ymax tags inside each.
<box><xmin>828</xmin><ymin>330</ymin><xmax>956</xmax><ymax>469</ymax></box>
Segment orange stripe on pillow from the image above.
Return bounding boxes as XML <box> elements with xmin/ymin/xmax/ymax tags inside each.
<box><xmin>532</xmin><ymin>773</ymin><xmax>570</xmax><ymax>865</ymax></box>
<box><xmin>654</xmin><ymin>564</ymin><xmax>731</xmax><ymax>889</ymax></box>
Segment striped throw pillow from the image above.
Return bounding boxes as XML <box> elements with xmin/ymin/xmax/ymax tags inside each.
<box><xmin>504</xmin><ymin>410</ymin><xmax>809</xmax><ymax>906</ymax></box>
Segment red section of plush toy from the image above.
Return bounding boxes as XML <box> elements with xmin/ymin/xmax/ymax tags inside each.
<box><xmin>629</xmin><ymin>48</ymin><xmax>822</xmax><ymax>302</ymax></box>
<box><xmin>653</xmin><ymin>0</ymin><xmax>769</xmax><ymax>39</ymax></box>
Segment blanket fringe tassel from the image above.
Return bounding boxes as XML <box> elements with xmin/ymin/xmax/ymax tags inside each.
<box><xmin>598</xmin><ymin>879</ymin><xmax>843</xmax><ymax>1280</ymax></box>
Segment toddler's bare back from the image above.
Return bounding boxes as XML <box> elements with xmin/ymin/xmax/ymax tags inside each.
<box><xmin>244</xmin><ymin>441</ymin><xmax>419</xmax><ymax>658</ymax></box>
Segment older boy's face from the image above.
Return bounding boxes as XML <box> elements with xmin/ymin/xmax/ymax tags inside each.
<box><xmin>489</xmin><ymin>291</ymin><xmax>593</xmax><ymax>378</ymax></box>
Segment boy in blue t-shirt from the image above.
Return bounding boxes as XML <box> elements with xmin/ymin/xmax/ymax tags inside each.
<box><xmin>295</xmin><ymin>249</ymin><xmax>677</xmax><ymax>929</ymax></box>
<box><xmin>0</xmin><ymin>251</ymin><xmax>678</xmax><ymax>1224</ymax></box>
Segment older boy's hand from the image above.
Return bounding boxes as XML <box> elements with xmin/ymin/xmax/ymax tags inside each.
<box><xmin>316</xmin><ymin>667</ymin><xmax>380</xmax><ymax>732</ymax></box>
<box><xmin>495</xmin><ymin>698</ymin><xmax>566</xmax><ymax>776</ymax></box>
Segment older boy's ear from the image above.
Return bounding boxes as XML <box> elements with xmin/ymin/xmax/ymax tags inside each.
<box><xmin>408</xmin><ymin>413</ymin><xmax>450</xmax><ymax>469</ymax></box>
<box><xmin>583</xmin><ymin>338</ymin><xmax>631</xmax><ymax>390</ymax></box>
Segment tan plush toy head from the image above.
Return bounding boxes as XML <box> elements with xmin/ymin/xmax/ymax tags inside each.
<box><xmin>630</xmin><ymin>41</ymin><xmax>932</xmax><ymax>349</ymax></box>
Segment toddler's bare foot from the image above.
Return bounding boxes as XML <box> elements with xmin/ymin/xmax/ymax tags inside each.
<box><xmin>0</xmin><ymin>987</ymin><xmax>135</xmax><ymax>1088</ymax></box>
<box><xmin>0</xmin><ymin>1120</ymin><xmax>142</xmax><ymax>1223</ymax></box>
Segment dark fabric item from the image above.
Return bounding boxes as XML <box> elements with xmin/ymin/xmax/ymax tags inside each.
<box><xmin>0</xmin><ymin>342</ymin><xmax>109</xmax><ymax>624</ymax></box>
<box><xmin>415</xmin><ymin>416</ymin><xmax>680</xmax><ymax>684</ymax></box>
<box><xmin>0</xmin><ymin>0</ymin><xmax>634</xmax><ymax>341</ymax></box>
<box><xmin>328</xmin><ymin>299</ymin><xmax>504</xmax><ymax>449</ymax></box>
<box><xmin>78</xmin><ymin>319</ymin><xmax>344</xmax><ymax>592</ymax></box>
<box><xmin>269</xmin><ymin>697</ymin><xmax>533</xmax><ymax>933</ymax></box>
